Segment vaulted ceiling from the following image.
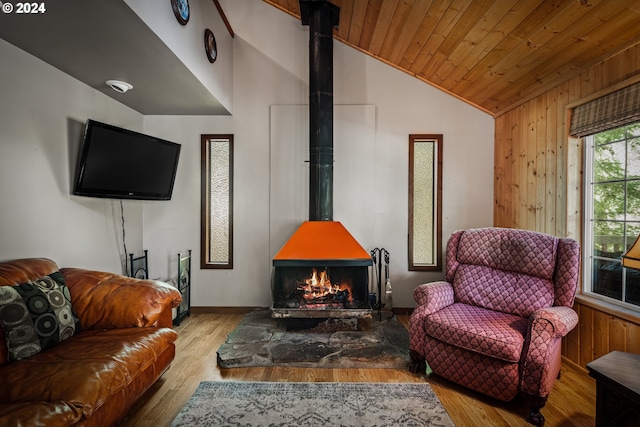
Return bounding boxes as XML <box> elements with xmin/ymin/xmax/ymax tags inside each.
<box><xmin>264</xmin><ymin>0</ymin><xmax>640</xmax><ymax>117</ymax></box>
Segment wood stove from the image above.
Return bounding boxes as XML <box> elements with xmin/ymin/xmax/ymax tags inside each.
<box><xmin>271</xmin><ymin>221</ymin><xmax>372</xmax><ymax>319</ymax></box>
<box><xmin>270</xmin><ymin>1</ymin><xmax>372</xmax><ymax>320</ymax></box>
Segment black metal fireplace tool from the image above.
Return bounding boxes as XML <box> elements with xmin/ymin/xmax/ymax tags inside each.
<box><xmin>370</xmin><ymin>248</ymin><xmax>391</xmax><ymax>321</ymax></box>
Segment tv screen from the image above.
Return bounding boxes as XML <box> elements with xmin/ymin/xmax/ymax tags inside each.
<box><xmin>73</xmin><ymin>120</ymin><xmax>181</xmax><ymax>200</ymax></box>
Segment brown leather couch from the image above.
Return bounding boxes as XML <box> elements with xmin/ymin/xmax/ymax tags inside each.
<box><xmin>0</xmin><ymin>258</ymin><xmax>182</xmax><ymax>427</ymax></box>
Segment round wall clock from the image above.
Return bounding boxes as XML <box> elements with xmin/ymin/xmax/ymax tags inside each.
<box><xmin>204</xmin><ymin>29</ymin><xmax>217</xmax><ymax>63</ymax></box>
<box><xmin>171</xmin><ymin>0</ymin><xmax>190</xmax><ymax>25</ymax></box>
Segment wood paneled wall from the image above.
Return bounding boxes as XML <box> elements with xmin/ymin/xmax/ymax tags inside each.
<box><xmin>494</xmin><ymin>42</ymin><xmax>640</xmax><ymax>369</ymax></box>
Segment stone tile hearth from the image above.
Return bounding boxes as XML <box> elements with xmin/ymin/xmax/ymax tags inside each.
<box><xmin>216</xmin><ymin>310</ymin><xmax>410</xmax><ymax>369</ymax></box>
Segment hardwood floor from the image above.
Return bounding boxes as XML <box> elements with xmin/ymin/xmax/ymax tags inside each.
<box><xmin>118</xmin><ymin>312</ymin><xmax>596</xmax><ymax>427</ymax></box>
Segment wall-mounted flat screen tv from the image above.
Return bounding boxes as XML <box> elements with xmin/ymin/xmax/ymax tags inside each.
<box><xmin>73</xmin><ymin>119</ymin><xmax>181</xmax><ymax>200</ymax></box>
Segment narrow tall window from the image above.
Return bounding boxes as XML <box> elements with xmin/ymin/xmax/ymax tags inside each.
<box><xmin>583</xmin><ymin>124</ymin><xmax>640</xmax><ymax>308</ymax></box>
<box><xmin>201</xmin><ymin>134</ymin><xmax>233</xmax><ymax>269</ymax></box>
<box><xmin>409</xmin><ymin>134</ymin><xmax>443</xmax><ymax>271</ymax></box>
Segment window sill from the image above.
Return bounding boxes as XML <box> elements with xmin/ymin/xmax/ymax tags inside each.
<box><xmin>575</xmin><ymin>293</ymin><xmax>640</xmax><ymax>326</ymax></box>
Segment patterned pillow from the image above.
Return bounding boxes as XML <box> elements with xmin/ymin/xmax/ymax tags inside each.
<box><xmin>0</xmin><ymin>271</ymin><xmax>81</xmax><ymax>362</ymax></box>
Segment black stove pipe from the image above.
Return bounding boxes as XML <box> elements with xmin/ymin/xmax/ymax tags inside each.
<box><xmin>300</xmin><ymin>0</ymin><xmax>339</xmax><ymax>221</ymax></box>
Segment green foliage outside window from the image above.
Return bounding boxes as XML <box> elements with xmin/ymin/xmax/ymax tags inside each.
<box><xmin>592</xmin><ymin>124</ymin><xmax>640</xmax><ymax>241</ymax></box>
<box><xmin>588</xmin><ymin>123</ymin><xmax>640</xmax><ymax>307</ymax></box>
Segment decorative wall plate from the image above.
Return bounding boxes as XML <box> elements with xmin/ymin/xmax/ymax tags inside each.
<box><xmin>171</xmin><ymin>0</ymin><xmax>190</xmax><ymax>25</ymax></box>
<box><xmin>204</xmin><ymin>29</ymin><xmax>217</xmax><ymax>63</ymax></box>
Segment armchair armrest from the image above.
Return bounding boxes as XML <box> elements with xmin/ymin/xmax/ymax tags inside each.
<box><xmin>529</xmin><ymin>306</ymin><xmax>579</xmax><ymax>339</ymax></box>
<box><xmin>60</xmin><ymin>268</ymin><xmax>182</xmax><ymax>330</ymax></box>
<box><xmin>409</xmin><ymin>281</ymin><xmax>455</xmax><ymax>367</ymax></box>
<box><xmin>520</xmin><ymin>306</ymin><xmax>579</xmax><ymax>397</ymax></box>
<box><xmin>413</xmin><ymin>281</ymin><xmax>455</xmax><ymax>315</ymax></box>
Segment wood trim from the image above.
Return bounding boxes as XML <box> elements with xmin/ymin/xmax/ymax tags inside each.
<box><xmin>566</xmin><ymin>299</ymin><xmax>640</xmax><ymax>369</ymax></box>
<box><xmin>212</xmin><ymin>0</ymin><xmax>234</xmax><ymax>37</ymax></box>
<box><xmin>575</xmin><ymin>294</ymin><xmax>640</xmax><ymax>327</ymax></box>
<box><xmin>561</xmin><ymin>355</ymin><xmax>589</xmax><ymax>375</ymax></box>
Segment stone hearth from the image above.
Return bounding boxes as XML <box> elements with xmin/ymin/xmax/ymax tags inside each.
<box><xmin>217</xmin><ymin>310</ymin><xmax>409</xmax><ymax>369</ymax></box>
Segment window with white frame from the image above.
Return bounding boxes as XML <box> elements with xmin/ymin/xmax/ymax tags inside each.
<box><xmin>583</xmin><ymin>123</ymin><xmax>640</xmax><ymax>308</ymax></box>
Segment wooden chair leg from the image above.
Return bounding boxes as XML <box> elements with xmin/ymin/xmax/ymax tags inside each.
<box><xmin>525</xmin><ymin>394</ymin><xmax>548</xmax><ymax>427</ymax></box>
<box><xmin>408</xmin><ymin>349</ymin><xmax>426</xmax><ymax>374</ymax></box>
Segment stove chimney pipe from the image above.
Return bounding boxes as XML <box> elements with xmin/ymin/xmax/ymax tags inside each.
<box><xmin>300</xmin><ymin>0</ymin><xmax>339</xmax><ymax>221</ymax></box>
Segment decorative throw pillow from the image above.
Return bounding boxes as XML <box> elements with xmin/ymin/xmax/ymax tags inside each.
<box><xmin>0</xmin><ymin>271</ymin><xmax>81</xmax><ymax>362</ymax></box>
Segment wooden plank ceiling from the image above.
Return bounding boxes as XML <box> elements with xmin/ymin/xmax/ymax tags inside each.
<box><xmin>263</xmin><ymin>0</ymin><xmax>640</xmax><ymax>117</ymax></box>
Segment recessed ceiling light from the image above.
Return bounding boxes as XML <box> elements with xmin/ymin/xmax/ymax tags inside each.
<box><xmin>106</xmin><ymin>80</ymin><xmax>133</xmax><ymax>93</ymax></box>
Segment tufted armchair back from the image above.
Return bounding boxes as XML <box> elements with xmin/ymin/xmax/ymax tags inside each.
<box><xmin>445</xmin><ymin>228</ymin><xmax>580</xmax><ymax>318</ymax></box>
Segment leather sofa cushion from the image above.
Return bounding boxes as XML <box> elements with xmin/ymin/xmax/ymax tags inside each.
<box><xmin>61</xmin><ymin>267</ymin><xmax>180</xmax><ymax>329</ymax></box>
<box><xmin>0</xmin><ymin>259</ymin><xmax>59</xmax><ymax>287</ymax></box>
<box><xmin>425</xmin><ymin>302</ymin><xmax>528</xmax><ymax>362</ymax></box>
<box><xmin>0</xmin><ymin>327</ymin><xmax>178</xmax><ymax>419</ymax></box>
<box><xmin>0</xmin><ymin>401</ymin><xmax>82</xmax><ymax>427</ymax></box>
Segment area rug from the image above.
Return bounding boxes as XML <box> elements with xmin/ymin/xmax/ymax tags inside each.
<box><xmin>216</xmin><ymin>309</ymin><xmax>410</xmax><ymax>369</ymax></box>
<box><xmin>171</xmin><ymin>381</ymin><xmax>455</xmax><ymax>427</ymax></box>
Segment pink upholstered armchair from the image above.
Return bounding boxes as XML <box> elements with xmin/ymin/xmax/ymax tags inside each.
<box><xmin>409</xmin><ymin>227</ymin><xmax>580</xmax><ymax>426</ymax></box>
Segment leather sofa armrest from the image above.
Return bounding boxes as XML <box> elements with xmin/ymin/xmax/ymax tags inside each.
<box><xmin>60</xmin><ymin>268</ymin><xmax>182</xmax><ymax>330</ymax></box>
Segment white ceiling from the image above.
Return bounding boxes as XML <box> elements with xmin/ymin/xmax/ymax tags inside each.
<box><xmin>0</xmin><ymin>0</ymin><xmax>228</xmax><ymax>115</ymax></box>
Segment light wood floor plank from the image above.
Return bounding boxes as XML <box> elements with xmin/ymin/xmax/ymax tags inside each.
<box><xmin>117</xmin><ymin>313</ymin><xmax>596</xmax><ymax>427</ymax></box>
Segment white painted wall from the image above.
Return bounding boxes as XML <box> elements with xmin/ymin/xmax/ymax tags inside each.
<box><xmin>0</xmin><ymin>38</ymin><xmax>145</xmax><ymax>273</ymax></box>
<box><xmin>0</xmin><ymin>0</ymin><xmax>493</xmax><ymax>307</ymax></box>
<box><xmin>268</xmin><ymin>105</ymin><xmax>377</xmax><ymax>258</ymax></box>
<box><xmin>125</xmin><ymin>0</ymin><xmax>233</xmax><ymax>114</ymax></box>
<box><xmin>143</xmin><ymin>0</ymin><xmax>494</xmax><ymax>308</ymax></box>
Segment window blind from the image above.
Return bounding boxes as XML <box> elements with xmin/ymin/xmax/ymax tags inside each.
<box><xmin>569</xmin><ymin>82</ymin><xmax>640</xmax><ymax>137</ymax></box>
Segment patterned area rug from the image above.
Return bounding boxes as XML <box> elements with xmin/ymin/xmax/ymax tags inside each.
<box><xmin>172</xmin><ymin>382</ymin><xmax>455</xmax><ymax>427</ymax></box>
<box><xmin>216</xmin><ymin>310</ymin><xmax>410</xmax><ymax>368</ymax></box>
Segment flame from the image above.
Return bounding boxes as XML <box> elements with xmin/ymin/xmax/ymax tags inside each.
<box><xmin>297</xmin><ymin>268</ymin><xmax>352</xmax><ymax>303</ymax></box>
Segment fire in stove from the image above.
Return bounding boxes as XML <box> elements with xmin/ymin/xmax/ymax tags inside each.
<box><xmin>272</xmin><ymin>264</ymin><xmax>368</xmax><ymax>313</ymax></box>
<box><xmin>297</xmin><ymin>268</ymin><xmax>352</xmax><ymax>308</ymax></box>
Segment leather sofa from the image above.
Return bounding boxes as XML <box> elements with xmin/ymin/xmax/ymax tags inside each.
<box><xmin>0</xmin><ymin>258</ymin><xmax>182</xmax><ymax>427</ymax></box>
